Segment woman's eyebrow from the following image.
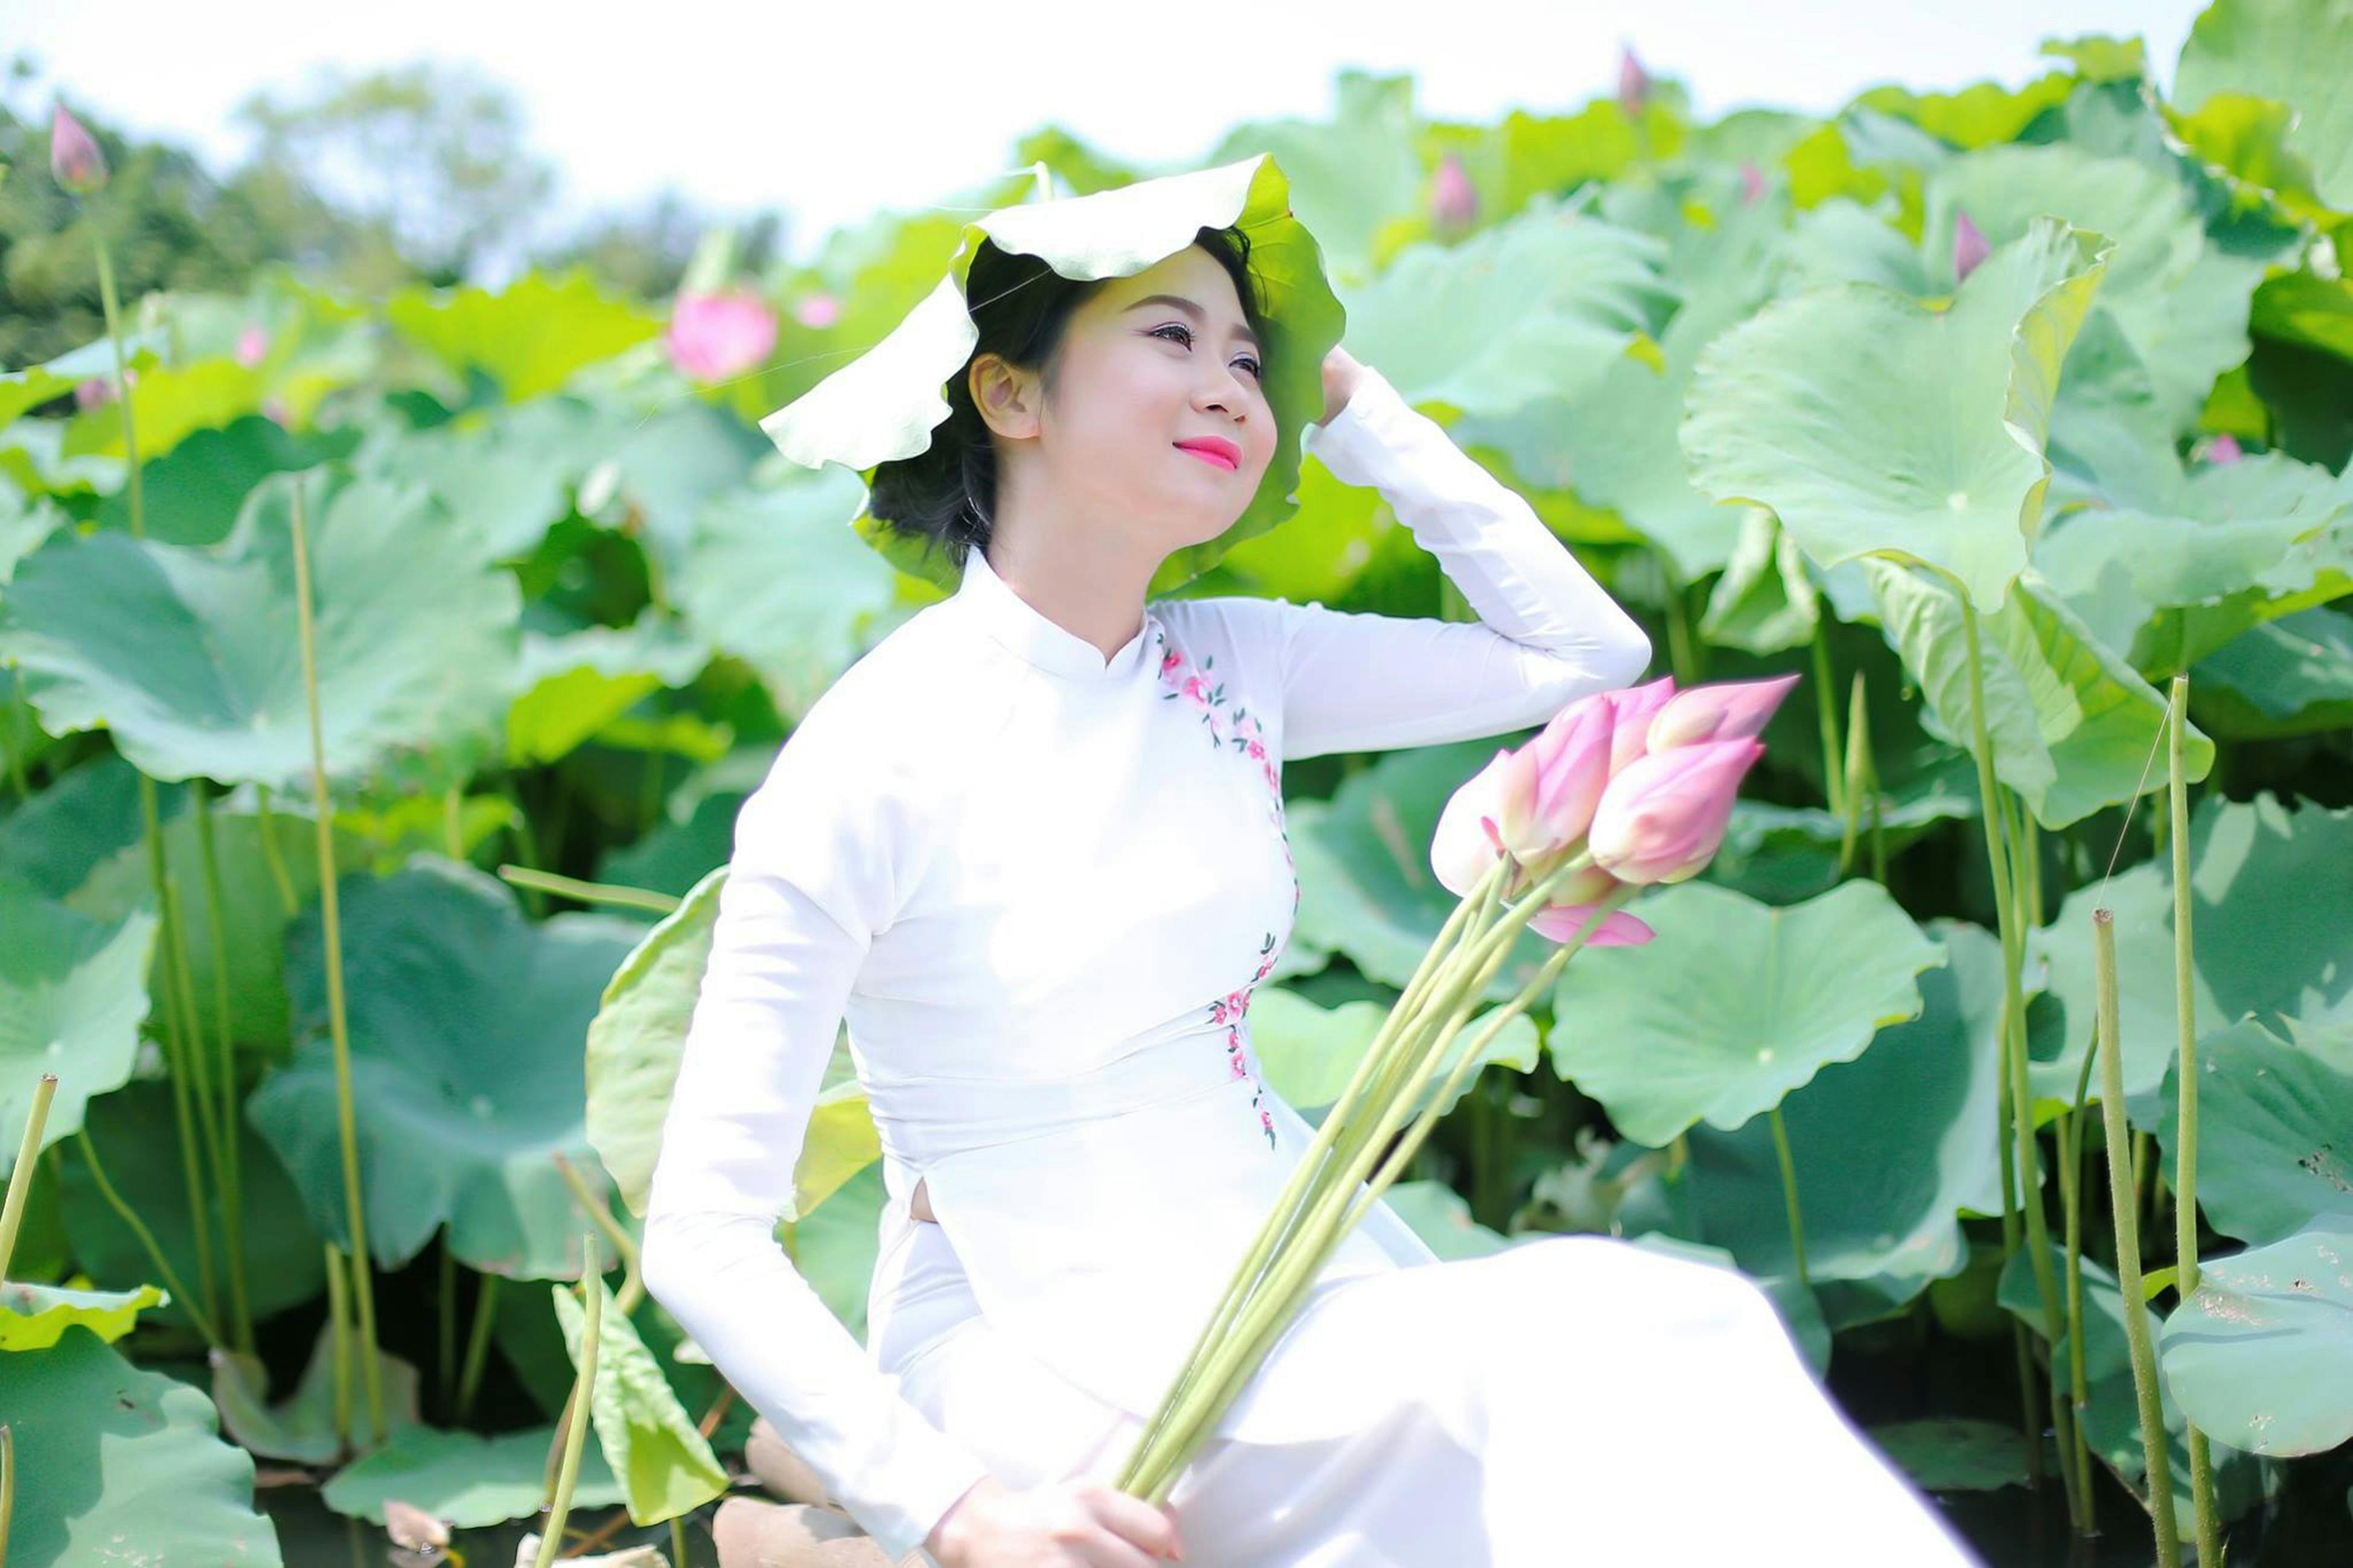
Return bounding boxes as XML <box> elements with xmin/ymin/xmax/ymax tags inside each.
<box><xmin>1125</xmin><ymin>294</ymin><xmax>1261</xmax><ymax>351</ymax></box>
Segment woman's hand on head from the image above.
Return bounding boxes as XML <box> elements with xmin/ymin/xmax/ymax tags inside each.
<box><xmin>1318</xmin><ymin>344</ymin><xmax>1362</xmax><ymax>428</ymax></box>
<box><xmin>924</xmin><ymin>1474</ymin><xmax>1187</xmax><ymax>1566</ymax></box>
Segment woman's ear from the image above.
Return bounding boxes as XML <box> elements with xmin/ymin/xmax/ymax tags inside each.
<box><xmin>969</xmin><ymin>353</ymin><xmax>1043</xmax><ymax>442</ymax></box>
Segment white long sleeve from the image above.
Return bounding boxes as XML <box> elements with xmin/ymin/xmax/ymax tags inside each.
<box><xmin>637</xmin><ymin>713</ymin><xmax>990</xmax><ymax>1564</ymax></box>
<box><xmin>1272</xmin><ymin>364</ymin><xmax>1653</xmax><ymax>757</ymax></box>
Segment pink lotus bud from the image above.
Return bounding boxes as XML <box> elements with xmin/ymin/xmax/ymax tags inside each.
<box><xmin>1511</xmin><ymin>692</ymin><xmax>1614</xmax><ymax>852</ymax></box>
<box><xmin>1603</xmin><ymin>675</ymin><xmax>1678</xmax><ymax>774</ymax></box>
<box><xmin>1588</xmin><ymin>738</ymin><xmax>1764</xmax><ymax>885</ymax></box>
<box><xmin>74</xmin><ymin>377</ymin><xmax>115</xmax><ymax>411</ymax></box>
<box><xmin>2205</xmin><ymin>433</ymin><xmax>2243</xmax><ymax>465</ymax></box>
<box><xmin>1953</xmin><ymin>210</ymin><xmax>1989</xmax><ymax>284</ymax></box>
<box><xmin>1618</xmin><ymin>46</ymin><xmax>1650</xmax><ymax>118</ymax></box>
<box><xmin>793</xmin><ymin>292</ymin><xmax>840</xmax><ymax>330</ymax></box>
<box><xmin>1646</xmin><ymin>672</ymin><xmax>1799</xmax><ymax>753</ymax></box>
<box><xmin>235</xmin><ymin>325</ymin><xmax>270</xmax><ymax>367</ymax></box>
<box><xmin>1739</xmin><ymin>161</ymin><xmax>1764</xmax><ymax>205</ymax></box>
<box><xmin>1431</xmin><ymin>151</ymin><xmax>1479</xmax><ymax>231</ymax></box>
<box><xmin>1432</xmin><ymin>747</ymin><xmax>1524</xmax><ymax>897</ymax></box>
<box><xmin>667</xmin><ymin>290</ymin><xmax>779</xmax><ymax>383</ymax></box>
<box><xmin>50</xmin><ymin>105</ymin><xmax>107</xmax><ymax>196</ymax></box>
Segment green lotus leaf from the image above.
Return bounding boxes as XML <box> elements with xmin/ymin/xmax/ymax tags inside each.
<box><xmin>1866</xmin><ymin>559</ymin><xmax>2213</xmax><ymax>829</ymax></box>
<box><xmin>249</xmin><ymin>856</ymin><xmax>646</xmax><ymax>1278</ymax></box>
<box><xmin>386</xmin><ymin>269</ymin><xmax>662</xmax><ymax>402</ymax></box>
<box><xmin>595</xmin><ymin>782</ymin><xmax>753</xmax><ymax>900</ymax></box>
<box><xmin>59</xmin><ymin>1079</ymin><xmax>328</xmax><ymax>1333</ymax></box>
<box><xmin>0</xmin><ymin>1279</ymin><xmax>167</xmax><ymax>1348</ymax></box>
<box><xmin>2159</xmin><ymin>1214</ymin><xmax>2353</xmax><ymax>1456</ymax></box>
<box><xmin>2033</xmin><ymin>450</ymin><xmax>2353</xmax><ymax>675</ymax></box>
<box><xmin>668</xmin><ymin>473</ymin><xmax>905</xmax><ymax>724</ymax></box>
<box><xmin>210</xmin><ymin>1320</ymin><xmax>426</xmax><ymax>1464</ymax></box>
<box><xmin>2043</xmin><ymin>34</ymin><xmax>2151</xmax><ymax>83</ymax></box>
<box><xmin>506</xmin><ymin>614</ymin><xmax>710</xmax><ymax>767</ymax></box>
<box><xmin>1286</xmin><ymin>739</ymin><xmax>1560</xmax><ymax>1005</ymax></box>
<box><xmin>94</xmin><ymin>414</ymin><xmax>358</xmax><ymax>546</ymax></box>
<box><xmin>0</xmin><ymin>1326</ymin><xmax>283</xmax><ymax>1563</ymax></box>
<box><xmin>66</xmin><ymin>804</ymin><xmax>370</xmax><ymax>1065</ymax></box>
<box><xmin>321</xmin><ymin>1423</ymin><xmax>623</xmax><ymax>1528</ymax></box>
<box><xmin>2191</xmin><ymin>605</ymin><xmax>2353</xmax><ymax>739</ymax></box>
<box><xmin>2153</xmin><ymin>1019</ymin><xmax>2353</xmax><ymax>1246</ymax></box>
<box><xmin>1202</xmin><ymin>71</ymin><xmax>1426</xmax><ymax>288</ymax></box>
<box><xmin>2028</xmin><ymin>862</ymin><xmax>2224</xmax><ymax>1110</ymax></box>
<box><xmin>596</xmin><ymin>398</ymin><xmax>773</xmax><ymax>567</ymax></box>
<box><xmin>0</xmin><ymin>882</ymin><xmax>157</xmax><ymax>1173</ymax></box>
<box><xmin>0</xmin><ymin>754</ymin><xmax>188</xmax><ymax>899</ymax></box>
<box><xmin>0</xmin><ymin>466</ymin><xmax>522</xmax><ymax>789</ymax></box>
<box><xmin>1699</xmin><ymin>507</ymin><xmax>1821</xmax><ymax>653</ymax></box>
<box><xmin>792</xmin><ymin>1158</ymin><xmax>889</xmax><ymax>1340</ymax></box>
<box><xmin>1855</xmin><ymin>72</ymin><xmax>2075</xmax><ymax>149</ymax></box>
<box><xmin>1922</xmin><ymin>144</ymin><xmax>2268</xmax><ymax>435</ymax></box>
<box><xmin>758</xmin><ymin>153</ymin><xmax>1344</xmax><ymax>597</ymax></box>
<box><xmin>2175</xmin><ymin>0</ymin><xmax>2353</xmax><ymax>211</ymax></box>
<box><xmin>1381</xmin><ymin>1178</ymin><xmax>1512</xmax><ymax>1260</ymax></box>
<box><xmin>551</xmin><ymin>1270</ymin><xmax>729</xmax><ymax>1525</ymax></box>
<box><xmin>2252</xmin><ymin>270</ymin><xmax>2353</xmax><ymax>363</ymax></box>
<box><xmin>353</xmin><ymin>394</ymin><xmax>631</xmax><ymax>562</ymax></box>
<box><xmin>1548</xmin><ymin>879</ymin><xmax>1945</xmax><ymax>1147</ymax></box>
<box><xmin>2</xmin><ymin>471</ymin><xmax>63</xmax><ymax>582</ymax></box>
<box><xmin>1997</xmin><ymin>1245</ymin><xmax>2264</xmax><ymax>1522</ymax></box>
<box><xmin>60</xmin><ymin>357</ymin><xmax>269</xmax><ymax>465</ymax></box>
<box><xmin>584</xmin><ymin>867</ymin><xmax>880</xmax><ymax>1223</ymax></box>
<box><xmin>0</xmin><ymin>331</ymin><xmax>164</xmax><ymax>429</ymax></box>
<box><xmin>1682</xmin><ymin>218</ymin><xmax>2113</xmax><ymax>613</ymax></box>
<box><xmin>1247</xmin><ymin>983</ymin><xmax>1537</xmax><ymax>1119</ymax></box>
<box><xmin>1671</xmin><ymin>919</ymin><xmax>2004</xmax><ymax>1329</ymax></box>
<box><xmin>1865</xmin><ymin>1419</ymin><xmax>2034</xmax><ymax>1494</ymax></box>
<box><xmin>1337</xmin><ymin>196</ymin><xmax>1675</xmax><ymax>419</ymax></box>
<box><xmin>1707</xmin><ymin>757</ymin><xmax>1979</xmax><ymax>907</ymax></box>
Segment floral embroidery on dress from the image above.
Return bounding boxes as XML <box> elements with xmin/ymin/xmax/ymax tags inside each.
<box><xmin>1152</xmin><ymin>625</ymin><xmax>1295</xmax><ymax>1151</ymax></box>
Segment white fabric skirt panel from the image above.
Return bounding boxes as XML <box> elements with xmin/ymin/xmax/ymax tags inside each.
<box><xmin>884</xmin><ymin>1232</ymin><xmax>1985</xmax><ymax>1567</ymax></box>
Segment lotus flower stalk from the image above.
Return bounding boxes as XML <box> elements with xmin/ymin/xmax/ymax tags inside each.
<box><xmin>2167</xmin><ymin>675</ymin><xmax>2222</xmax><ymax>1566</ymax></box>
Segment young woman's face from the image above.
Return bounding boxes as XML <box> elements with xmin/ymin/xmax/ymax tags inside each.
<box><xmin>978</xmin><ymin>244</ymin><xmax>1273</xmax><ymax>552</ymax></box>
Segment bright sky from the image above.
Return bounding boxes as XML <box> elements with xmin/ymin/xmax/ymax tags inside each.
<box><xmin>13</xmin><ymin>0</ymin><xmax>2210</xmax><ymax>270</ymax></box>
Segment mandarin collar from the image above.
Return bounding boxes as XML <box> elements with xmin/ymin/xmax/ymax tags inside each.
<box><xmin>953</xmin><ymin>545</ymin><xmax>1157</xmax><ymax>682</ymax></box>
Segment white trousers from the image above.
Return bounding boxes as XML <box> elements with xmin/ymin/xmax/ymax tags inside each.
<box><xmin>890</xmin><ymin>1233</ymin><xmax>1985</xmax><ymax>1567</ymax></box>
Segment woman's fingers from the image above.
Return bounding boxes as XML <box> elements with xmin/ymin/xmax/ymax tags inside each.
<box><xmin>1078</xmin><ymin>1484</ymin><xmax>1186</xmax><ymax>1563</ymax></box>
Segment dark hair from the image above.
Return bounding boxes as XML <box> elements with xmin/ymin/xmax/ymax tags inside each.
<box><xmin>863</xmin><ymin>225</ymin><xmax>1269</xmax><ymax>574</ymax></box>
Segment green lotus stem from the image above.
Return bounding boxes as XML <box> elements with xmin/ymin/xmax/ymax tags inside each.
<box><xmin>1961</xmin><ymin>591</ymin><xmax>2077</xmax><ymax>1525</ymax></box>
<box><xmin>1768</xmin><ymin>1105</ymin><xmax>1810</xmax><ymax>1292</ymax></box>
<box><xmin>191</xmin><ymin>784</ymin><xmax>257</xmax><ymax>1357</ymax></box>
<box><xmin>0</xmin><ymin>1076</ymin><xmax>58</xmax><ymax>1282</ymax></box>
<box><xmin>74</xmin><ymin>1128</ymin><xmax>221</xmax><ymax>1348</ymax></box>
<box><xmin>456</xmin><ymin>1272</ymin><xmax>502</xmax><ymax>1426</ymax></box>
<box><xmin>1811</xmin><ymin>627</ymin><xmax>1844</xmax><ymax>818</ymax></box>
<box><xmin>536</xmin><ymin>1234</ymin><xmax>603</xmax><ymax>1568</ymax></box>
<box><xmin>669</xmin><ymin>1515</ymin><xmax>687</xmax><ymax>1568</ymax></box>
<box><xmin>1127</xmin><ymin>888</ymin><xmax>1632</xmax><ymax>1500</ymax></box>
<box><xmin>1660</xmin><ymin>559</ymin><xmax>1698</xmax><ymax>686</ymax></box>
<box><xmin>1</xmin><ymin>1419</ymin><xmax>14</xmax><ymax>1568</ymax></box>
<box><xmin>2165</xmin><ymin>674</ymin><xmax>2222</xmax><ymax>1566</ymax></box>
<box><xmin>442</xmin><ymin>784</ymin><xmax>467</xmax><ymax>861</ymax></box>
<box><xmin>2059</xmin><ymin>1037</ymin><xmax>2100</xmax><ymax>1533</ymax></box>
<box><xmin>252</xmin><ymin>787</ymin><xmax>299</xmax><ymax>917</ymax></box>
<box><xmin>1993</xmin><ymin>1027</ymin><xmax>2042</xmax><ymax>1489</ymax></box>
<box><xmin>555</xmin><ymin>1151</ymin><xmax>645</xmax><ymax>1315</ymax></box>
<box><xmin>290</xmin><ymin>479</ymin><xmax>386</xmax><ymax>1447</ymax></box>
<box><xmin>438</xmin><ymin>1243</ymin><xmax>457</xmax><ymax>1413</ymax></box>
<box><xmin>1117</xmin><ymin>856</ymin><xmax>1512</xmax><ymax>1473</ymax></box>
<box><xmin>2091</xmin><ymin>907</ymin><xmax>2180</xmax><ymax>1564</ymax></box>
<box><xmin>503</xmin><ymin>782</ymin><xmax>550</xmax><ymax>916</ymax></box>
<box><xmin>326</xmin><ymin>1240</ymin><xmax>353</xmax><ymax>1452</ymax></box>
<box><xmin>497</xmin><ymin>863</ymin><xmax>680</xmax><ymax>916</ymax></box>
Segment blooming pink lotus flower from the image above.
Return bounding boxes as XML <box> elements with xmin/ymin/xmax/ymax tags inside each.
<box><xmin>1431</xmin><ymin>746</ymin><xmax>1522</xmax><ymax>897</ymax></box>
<box><xmin>235</xmin><ymin>325</ymin><xmax>270</xmax><ymax>367</ymax></box>
<box><xmin>2205</xmin><ymin>433</ymin><xmax>2243</xmax><ymax>465</ymax></box>
<box><xmin>1645</xmin><ymin>672</ymin><xmax>1799</xmax><ymax>753</ymax></box>
<box><xmin>793</xmin><ymin>292</ymin><xmax>840</xmax><ymax>330</ymax></box>
<box><xmin>1588</xmin><ymin>738</ymin><xmax>1764</xmax><ymax>885</ymax></box>
<box><xmin>1953</xmin><ymin>210</ymin><xmax>1990</xmax><ymax>284</ymax></box>
<box><xmin>667</xmin><ymin>290</ymin><xmax>779</xmax><ymax>383</ymax></box>
<box><xmin>50</xmin><ymin>105</ymin><xmax>107</xmax><ymax>195</ymax></box>
<box><xmin>1603</xmin><ymin>675</ymin><xmax>1678</xmax><ymax>774</ymax></box>
<box><xmin>1618</xmin><ymin>46</ymin><xmax>1651</xmax><ymax>119</ymax></box>
<box><xmin>1431</xmin><ymin>151</ymin><xmax>1479</xmax><ymax>231</ymax></box>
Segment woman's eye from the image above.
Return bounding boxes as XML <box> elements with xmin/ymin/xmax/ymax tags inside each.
<box><xmin>1152</xmin><ymin>323</ymin><xmax>1262</xmax><ymax>380</ymax></box>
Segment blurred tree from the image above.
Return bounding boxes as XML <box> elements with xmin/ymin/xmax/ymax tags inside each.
<box><xmin>538</xmin><ymin>189</ymin><xmax>787</xmax><ymax>302</ymax></box>
<box><xmin>233</xmin><ymin>61</ymin><xmax>558</xmax><ymax>287</ymax></box>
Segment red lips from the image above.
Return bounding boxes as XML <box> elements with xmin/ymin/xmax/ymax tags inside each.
<box><xmin>1175</xmin><ymin>436</ymin><xmax>1242</xmax><ymax>471</ymax></box>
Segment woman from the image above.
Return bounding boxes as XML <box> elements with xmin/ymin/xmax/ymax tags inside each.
<box><xmin>639</xmin><ymin>160</ymin><xmax>1981</xmax><ymax>1567</ymax></box>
